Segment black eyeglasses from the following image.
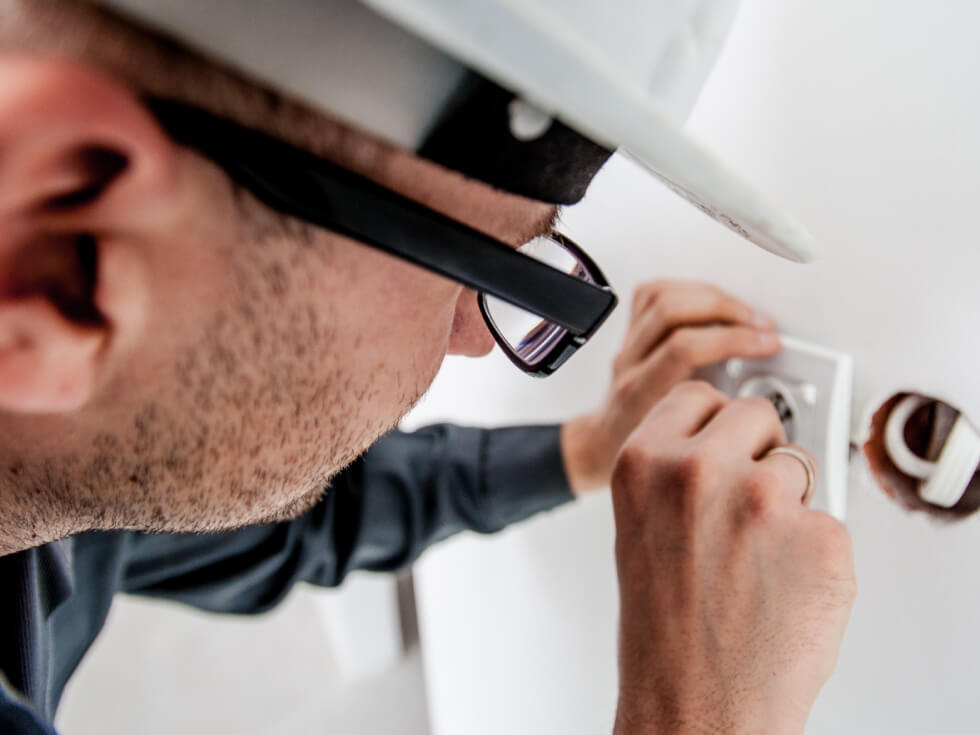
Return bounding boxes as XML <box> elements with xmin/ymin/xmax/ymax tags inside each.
<box><xmin>147</xmin><ymin>99</ymin><xmax>618</xmax><ymax>376</ymax></box>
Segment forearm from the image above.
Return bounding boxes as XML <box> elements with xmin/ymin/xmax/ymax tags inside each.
<box><xmin>560</xmin><ymin>413</ymin><xmax>614</xmax><ymax>494</ymax></box>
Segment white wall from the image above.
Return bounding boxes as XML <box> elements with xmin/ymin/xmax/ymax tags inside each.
<box><xmin>57</xmin><ymin>584</ymin><xmax>430</xmax><ymax>735</ymax></box>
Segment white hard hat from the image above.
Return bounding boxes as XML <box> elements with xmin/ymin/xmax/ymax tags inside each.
<box><xmin>98</xmin><ymin>0</ymin><xmax>815</xmax><ymax>263</ymax></box>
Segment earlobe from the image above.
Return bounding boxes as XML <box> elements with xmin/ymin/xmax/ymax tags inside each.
<box><xmin>0</xmin><ymin>297</ymin><xmax>102</xmax><ymax>413</ymax></box>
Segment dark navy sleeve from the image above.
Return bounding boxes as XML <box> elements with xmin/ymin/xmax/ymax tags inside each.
<box><xmin>0</xmin><ymin>679</ymin><xmax>60</xmax><ymax>735</ymax></box>
<box><xmin>119</xmin><ymin>424</ymin><xmax>573</xmax><ymax>613</ymax></box>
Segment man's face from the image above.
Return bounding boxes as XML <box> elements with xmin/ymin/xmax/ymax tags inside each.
<box><xmin>0</xmin><ymin>56</ymin><xmax>556</xmax><ymax>540</ymax></box>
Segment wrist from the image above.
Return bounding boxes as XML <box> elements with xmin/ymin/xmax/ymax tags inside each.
<box><xmin>560</xmin><ymin>414</ymin><xmax>606</xmax><ymax>495</ymax></box>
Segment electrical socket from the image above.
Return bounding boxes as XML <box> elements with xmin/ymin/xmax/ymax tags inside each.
<box><xmin>700</xmin><ymin>335</ymin><xmax>853</xmax><ymax>520</ymax></box>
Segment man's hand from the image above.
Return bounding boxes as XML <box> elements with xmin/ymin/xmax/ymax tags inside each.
<box><xmin>612</xmin><ymin>382</ymin><xmax>857</xmax><ymax>735</ymax></box>
<box><xmin>562</xmin><ymin>280</ymin><xmax>780</xmax><ymax>493</ymax></box>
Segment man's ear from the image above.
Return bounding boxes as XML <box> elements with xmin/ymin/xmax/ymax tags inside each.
<box><xmin>0</xmin><ymin>56</ymin><xmax>178</xmax><ymax>413</ymax></box>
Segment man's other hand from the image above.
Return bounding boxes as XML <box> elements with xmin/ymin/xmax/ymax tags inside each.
<box><xmin>611</xmin><ymin>382</ymin><xmax>856</xmax><ymax>735</ymax></box>
<box><xmin>562</xmin><ymin>280</ymin><xmax>781</xmax><ymax>493</ymax></box>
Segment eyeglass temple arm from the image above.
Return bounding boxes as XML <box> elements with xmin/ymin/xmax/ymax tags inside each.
<box><xmin>149</xmin><ymin>99</ymin><xmax>616</xmax><ymax>336</ymax></box>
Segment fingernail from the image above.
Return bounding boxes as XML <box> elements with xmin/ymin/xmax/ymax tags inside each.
<box><xmin>758</xmin><ymin>332</ymin><xmax>781</xmax><ymax>349</ymax></box>
<box><xmin>753</xmin><ymin>312</ymin><xmax>774</xmax><ymax>329</ymax></box>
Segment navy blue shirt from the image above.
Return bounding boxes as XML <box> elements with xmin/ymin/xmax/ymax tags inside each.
<box><xmin>0</xmin><ymin>424</ymin><xmax>573</xmax><ymax>734</ymax></box>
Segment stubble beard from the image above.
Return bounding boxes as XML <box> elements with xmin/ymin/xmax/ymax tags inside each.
<box><xmin>2</xmin><ymin>220</ymin><xmax>434</xmax><ymax>544</ymax></box>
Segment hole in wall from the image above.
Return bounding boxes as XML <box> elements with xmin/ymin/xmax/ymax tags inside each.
<box><xmin>864</xmin><ymin>393</ymin><xmax>980</xmax><ymax>520</ymax></box>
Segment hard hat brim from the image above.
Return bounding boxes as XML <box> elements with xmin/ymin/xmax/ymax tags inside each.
<box><xmin>366</xmin><ymin>0</ymin><xmax>816</xmax><ymax>263</ymax></box>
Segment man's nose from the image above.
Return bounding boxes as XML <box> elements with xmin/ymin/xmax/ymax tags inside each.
<box><xmin>447</xmin><ymin>290</ymin><xmax>496</xmax><ymax>357</ymax></box>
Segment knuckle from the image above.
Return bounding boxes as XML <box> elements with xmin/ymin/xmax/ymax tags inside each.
<box><xmin>669</xmin><ymin>445</ymin><xmax>720</xmax><ymax>499</ymax></box>
<box><xmin>612</xmin><ymin>442</ymin><xmax>666</xmax><ymax>501</ymax></box>
<box><xmin>741</xmin><ymin>468</ymin><xmax>783</xmax><ymax>522</ymax></box>
<box><xmin>718</xmin><ymin>292</ymin><xmax>746</xmax><ymax>316</ymax></box>
<box><xmin>650</xmin><ymin>293</ymin><xmax>679</xmax><ymax>324</ymax></box>
<box><xmin>663</xmin><ymin>329</ymin><xmax>697</xmax><ymax>367</ymax></box>
<box><xmin>632</xmin><ymin>281</ymin><xmax>662</xmax><ymax>309</ymax></box>
<box><xmin>612</xmin><ymin>371</ymin><xmax>642</xmax><ymax>403</ymax></box>
<box><xmin>709</xmin><ymin>288</ymin><xmax>731</xmax><ymax>311</ymax></box>
<box><xmin>609</xmin><ymin>456</ymin><xmax>634</xmax><ymax>495</ymax></box>
<box><xmin>672</xmin><ymin>453</ymin><xmax>703</xmax><ymax>488</ymax></box>
<box><xmin>613</xmin><ymin>439</ymin><xmax>658</xmax><ymax>484</ymax></box>
<box><xmin>631</xmin><ymin>284</ymin><xmax>649</xmax><ymax>305</ymax></box>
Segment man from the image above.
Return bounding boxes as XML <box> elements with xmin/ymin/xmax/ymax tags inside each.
<box><xmin>0</xmin><ymin>1</ymin><xmax>856</xmax><ymax>734</ymax></box>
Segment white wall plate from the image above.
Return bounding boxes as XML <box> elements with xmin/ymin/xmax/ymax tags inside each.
<box><xmin>701</xmin><ymin>335</ymin><xmax>853</xmax><ymax>520</ymax></box>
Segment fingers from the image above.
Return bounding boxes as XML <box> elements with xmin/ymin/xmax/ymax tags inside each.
<box><xmin>615</xmin><ymin>383</ymin><xmax>823</xmax><ymax>527</ymax></box>
<box><xmin>599</xmin><ymin>280</ymin><xmax>785</xmax><ymax>501</ymax></box>
<box><xmin>699</xmin><ymin>396</ymin><xmax>788</xmax><ymax>459</ymax></box>
<box><xmin>619</xmin><ymin>282</ymin><xmax>774</xmax><ymax>369</ymax></box>
<box><xmin>698</xmin><ymin>399</ymin><xmax>816</xmax><ymax>510</ymax></box>
<box><xmin>629</xmin><ymin>279</ymin><xmax>745</xmax><ymax>321</ymax></box>
<box><xmin>693</xmin><ymin>400</ymin><xmax>815</xmax><ymax>514</ymax></box>
<box><xmin>638</xmin><ymin>381</ymin><xmax>728</xmax><ymax>440</ymax></box>
<box><xmin>625</xmin><ymin>325</ymin><xmax>781</xmax><ymax>398</ymax></box>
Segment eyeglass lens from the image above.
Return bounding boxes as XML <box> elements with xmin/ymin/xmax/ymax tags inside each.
<box><xmin>482</xmin><ymin>236</ymin><xmax>595</xmax><ymax>367</ymax></box>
